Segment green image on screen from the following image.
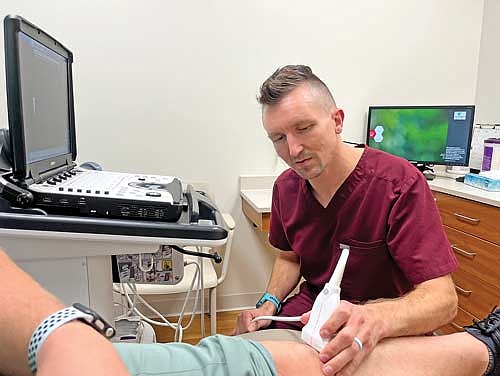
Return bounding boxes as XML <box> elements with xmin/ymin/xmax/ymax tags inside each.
<box><xmin>368</xmin><ymin>108</ymin><xmax>448</xmax><ymax>162</ymax></box>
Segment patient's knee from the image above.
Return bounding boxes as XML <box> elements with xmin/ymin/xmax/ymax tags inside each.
<box><xmin>260</xmin><ymin>341</ymin><xmax>323</xmax><ymax>376</ymax></box>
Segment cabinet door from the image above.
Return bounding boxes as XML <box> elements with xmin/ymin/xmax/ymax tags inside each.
<box><xmin>452</xmin><ymin>269</ymin><xmax>500</xmax><ymax>319</ymax></box>
<box><xmin>445</xmin><ymin>226</ymin><xmax>500</xmax><ymax>288</ymax></box>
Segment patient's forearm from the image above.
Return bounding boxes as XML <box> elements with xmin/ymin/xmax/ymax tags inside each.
<box><xmin>38</xmin><ymin>321</ymin><xmax>130</xmax><ymax>376</ymax></box>
<box><xmin>0</xmin><ymin>250</ymin><xmax>128</xmax><ymax>376</ymax></box>
<box><xmin>0</xmin><ymin>250</ymin><xmax>65</xmax><ymax>375</ymax></box>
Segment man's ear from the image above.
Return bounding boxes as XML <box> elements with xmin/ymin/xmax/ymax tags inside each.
<box><xmin>331</xmin><ymin>108</ymin><xmax>345</xmax><ymax>134</ymax></box>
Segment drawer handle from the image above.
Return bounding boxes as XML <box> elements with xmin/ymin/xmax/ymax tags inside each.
<box><xmin>455</xmin><ymin>285</ymin><xmax>472</xmax><ymax>297</ymax></box>
<box><xmin>451</xmin><ymin>322</ymin><xmax>464</xmax><ymax>331</ymax></box>
<box><xmin>453</xmin><ymin>212</ymin><xmax>480</xmax><ymax>225</ymax></box>
<box><xmin>451</xmin><ymin>245</ymin><xmax>477</xmax><ymax>259</ymax></box>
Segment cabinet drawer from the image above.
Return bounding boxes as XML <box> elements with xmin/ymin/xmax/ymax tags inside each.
<box><xmin>434</xmin><ymin>192</ymin><xmax>500</xmax><ymax>244</ymax></box>
<box><xmin>439</xmin><ymin>306</ymin><xmax>477</xmax><ymax>334</ymax></box>
<box><xmin>452</xmin><ymin>269</ymin><xmax>500</xmax><ymax>318</ymax></box>
<box><xmin>445</xmin><ymin>226</ymin><xmax>500</xmax><ymax>288</ymax></box>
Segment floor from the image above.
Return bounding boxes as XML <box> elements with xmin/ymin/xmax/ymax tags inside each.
<box><xmin>151</xmin><ymin>310</ymin><xmax>242</xmax><ymax>345</ymax></box>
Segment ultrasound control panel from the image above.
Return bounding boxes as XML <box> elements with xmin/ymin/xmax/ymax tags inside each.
<box><xmin>30</xmin><ymin>169</ymin><xmax>179</xmax><ymax>204</ymax></box>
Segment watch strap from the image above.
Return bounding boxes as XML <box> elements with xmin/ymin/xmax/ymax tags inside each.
<box><xmin>27</xmin><ymin>304</ymin><xmax>115</xmax><ymax>374</ymax></box>
<box><xmin>256</xmin><ymin>292</ymin><xmax>282</xmax><ymax>314</ymax></box>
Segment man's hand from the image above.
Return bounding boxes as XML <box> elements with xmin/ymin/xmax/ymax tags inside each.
<box><xmin>232</xmin><ymin>302</ymin><xmax>277</xmax><ymax>335</ymax></box>
<box><xmin>301</xmin><ymin>301</ymin><xmax>384</xmax><ymax>376</ymax></box>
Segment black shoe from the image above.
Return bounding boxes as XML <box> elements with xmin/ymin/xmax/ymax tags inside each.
<box><xmin>464</xmin><ymin>306</ymin><xmax>500</xmax><ymax>376</ymax></box>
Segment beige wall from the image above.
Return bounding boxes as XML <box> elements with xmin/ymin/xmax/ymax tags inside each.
<box><xmin>0</xmin><ymin>1</ymin><xmax>485</xmax><ymax>314</ymax></box>
<box><xmin>475</xmin><ymin>0</ymin><xmax>500</xmax><ymax>124</ymax></box>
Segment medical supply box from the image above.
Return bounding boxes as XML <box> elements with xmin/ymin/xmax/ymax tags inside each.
<box><xmin>464</xmin><ymin>171</ymin><xmax>500</xmax><ymax>191</ymax></box>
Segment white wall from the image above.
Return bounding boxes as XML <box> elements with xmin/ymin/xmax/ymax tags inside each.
<box><xmin>0</xmin><ymin>1</ymin><xmax>484</xmax><ymax>313</ymax></box>
<box><xmin>475</xmin><ymin>0</ymin><xmax>500</xmax><ymax>124</ymax></box>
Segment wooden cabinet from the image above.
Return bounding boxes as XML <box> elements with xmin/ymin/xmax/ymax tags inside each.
<box><xmin>433</xmin><ymin>191</ymin><xmax>500</xmax><ymax>334</ymax></box>
<box><xmin>241</xmin><ymin>199</ymin><xmax>271</xmax><ymax>232</ymax></box>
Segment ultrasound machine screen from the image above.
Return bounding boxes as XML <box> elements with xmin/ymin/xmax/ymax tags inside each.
<box><xmin>18</xmin><ymin>32</ymin><xmax>71</xmax><ymax>164</ymax></box>
<box><xmin>4</xmin><ymin>15</ymin><xmax>76</xmax><ymax>180</ymax></box>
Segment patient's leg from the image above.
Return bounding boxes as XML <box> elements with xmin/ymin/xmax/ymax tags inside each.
<box><xmin>260</xmin><ymin>332</ymin><xmax>489</xmax><ymax>376</ymax></box>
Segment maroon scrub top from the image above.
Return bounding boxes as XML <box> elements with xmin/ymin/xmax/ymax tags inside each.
<box><xmin>268</xmin><ymin>147</ymin><xmax>457</xmax><ymax>329</ymax></box>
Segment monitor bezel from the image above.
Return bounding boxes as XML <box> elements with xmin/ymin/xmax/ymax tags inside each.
<box><xmin>4</xmin><ymin>15</ymin><xmax>77</xmax><ymax>181</ymax></box>
<box><xmin>366</xmin><ymin>105</ymin><xmax>475</xmax><ymax>166</ymax></box>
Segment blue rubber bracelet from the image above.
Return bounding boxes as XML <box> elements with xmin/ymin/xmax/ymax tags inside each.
<box><xmin>256</xmin><ymin>292</ymin><xmax>282</xmax><ymax>314</ymax></box>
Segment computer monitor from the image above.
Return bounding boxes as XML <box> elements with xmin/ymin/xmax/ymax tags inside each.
<box><xmin>366</xmin><ymin>105</ymin><xmax>475</xmax><ymax>168</ymax></box>
<box><xmin>4</xmin><ymin>15</ymin><xmax>76</xmax><ymax>181</ymax></box>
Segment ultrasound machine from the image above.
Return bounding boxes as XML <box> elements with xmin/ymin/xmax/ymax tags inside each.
<box><xmin>1</xmin><ymin>15</ymin><xmax>185</xmax><ymax>222</ymax></box>
<box><xmin>0</xmin><ymin>15</ymin><xmax>231</xmax><ymax>336</ymax></box>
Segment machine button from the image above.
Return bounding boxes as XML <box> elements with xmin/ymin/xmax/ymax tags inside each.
<box><xmin>104</xmin><ymin>191</ymin><xmax>109</xmax><ymax>195</ymax></box>
<box><xmin>95</xmin><ymin>190</ymin><xmax>100</xmax><ymax>194</ymax></box>
<box><xmin>86</xmin><ymin>189</ymin><xmax>91</xmax><ymax>194</ymax></box>
<box><xmin>59</xmin><ymin>187</ymin><xmax>64</xmax><ymax>191</ymax></box>
<box><xmin>47</xmin><ymin>180</ymin><xmax>56</xmax><ymax>185</ymax></box>
<box><xmin>68</xmin><ymin>188</ymin><xmax>73</xmax><ymax>192</ymax></box>
<box><xmin>146</xmin><ymin>191</ymin><xmax>161</xmax><ymax>197</ymax></box>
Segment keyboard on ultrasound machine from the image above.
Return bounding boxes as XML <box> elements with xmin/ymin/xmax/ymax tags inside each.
<box><xmin>29</xmin><ymin>168</ymin><xmax>184</xmax><ymax>222</ymax></box>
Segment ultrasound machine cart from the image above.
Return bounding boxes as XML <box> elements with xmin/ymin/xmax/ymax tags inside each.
<box><xmin>0</xmin><ymin>15</ymin><xmax>231</xmax><ymax>330</ymax></box>
<box><xmin>0</xmin><ymin>181</ymin><xmax>230</xmax><ymax>325</ymax></box>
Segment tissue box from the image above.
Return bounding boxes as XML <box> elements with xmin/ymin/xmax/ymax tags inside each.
<box><xmin>464</xmin><ymin>172</ymin><xmax>500</xmax><ymax>191</ymax></box>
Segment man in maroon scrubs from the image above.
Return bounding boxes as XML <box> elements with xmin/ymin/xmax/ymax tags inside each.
<box><xmin>233</xmin><ymin>65</ymin><xmax>483</xmax><ymax>375</ymax></box>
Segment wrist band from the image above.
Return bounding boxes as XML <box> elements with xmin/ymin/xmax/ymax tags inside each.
<box><xmin>27</xmin><ymin>304</ymin><xmax>115</xmax><ymax>374</ymax></box>
<box><xmin>27</xmin><ymin>306</ymin><xmax>91</xmax><ymax>373</ymax></box>
<box><xmin>256</xmin><ymin>292</ymin><xmax>282</xmax><ymax>314</ymax></box>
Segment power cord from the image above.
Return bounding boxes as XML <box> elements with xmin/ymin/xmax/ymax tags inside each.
<box><xmin>117</xmin><ymin>258</ymin><xmax>202</xmax><ymax>342</ymax></box>
<box><xmin>170</xmin><ymin>245</ymin><xmax>222</xmax><ymax>264</ymax></box>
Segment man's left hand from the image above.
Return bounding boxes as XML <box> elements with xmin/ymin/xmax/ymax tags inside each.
<box><xmin>301</xmin><ymin>300</ymin><xmax>384</xmax><ymax>376</ymax></box>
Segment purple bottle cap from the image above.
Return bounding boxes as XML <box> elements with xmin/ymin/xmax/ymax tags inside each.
<box><xmin>484</xmin><ymin>138</ymin><xmax>500</xmax><ymax>144</ymax></box>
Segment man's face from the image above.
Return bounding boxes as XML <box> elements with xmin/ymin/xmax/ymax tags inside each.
<box><xmin>262</xmin><ymin>85</ymin><xmax>343</xmax><ymax>180</ymax></box>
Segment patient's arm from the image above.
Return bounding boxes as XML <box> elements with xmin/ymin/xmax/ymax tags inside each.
<box><xmin>0</xmin><ymin>250</ymin><xmax>129</xmax><ymax>376</ymax></box>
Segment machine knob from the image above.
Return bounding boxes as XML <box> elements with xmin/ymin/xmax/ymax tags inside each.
<box><xmin>16</xmin><ymin>192</ymin><xmax>34</xmax><ymax>207</ymax></box>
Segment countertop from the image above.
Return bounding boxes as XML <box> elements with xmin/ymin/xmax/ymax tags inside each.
<box><xmin>240</xmin><ymin>175</ymin><xmax>500</xmax><ymax>213</ymax></box>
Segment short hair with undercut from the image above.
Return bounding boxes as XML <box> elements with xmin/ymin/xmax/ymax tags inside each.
<box><xmin>257</xmin><ymin>65</ymin><xmax>336</xmax><ymax>108</ymax></box>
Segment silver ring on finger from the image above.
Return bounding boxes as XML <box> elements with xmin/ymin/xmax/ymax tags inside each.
<box><xmin>353</xmin><ymin>336</ymin><xmax>363</xmax><ymax>351</ymax></box>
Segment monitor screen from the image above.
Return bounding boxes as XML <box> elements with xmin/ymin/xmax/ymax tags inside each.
<box><xmin>4</xmin><ymin>15</ymin><xmax>76</xmax><ymax>180</ymax></box>
<box><xmin>366</xmin><ymin>106</ymin><xmax>475</xmax><ymax>166</ymax></box>
<box><xmin>18</xmin><ymin>32</ymin><xmax>71</xmax><ymax>164</ymax></box>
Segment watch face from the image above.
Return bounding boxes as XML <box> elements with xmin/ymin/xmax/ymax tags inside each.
<box><xmin>73</xmin><ymin>303</ymin><xmax>93</xmax><ymax>314</ymax></box>
<box><xmin>72</xmin><ymin>303</ymin><xmax>115</xmax><ymax>338</ymax></box>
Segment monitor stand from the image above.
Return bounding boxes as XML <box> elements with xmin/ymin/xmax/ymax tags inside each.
<box><xmin>410</xmin><ymin>162</ymin><xmax>436</xmax><ymax>181</ymax></box>
<box><xmin>445</xmin><ymin>166</ymin><xmax>470</xmax><ymax>175</ymax></box>
<box><xmin>410</xmin><ymin>162</ymin><xmax>434</xmax><ymax>173</ymax></box>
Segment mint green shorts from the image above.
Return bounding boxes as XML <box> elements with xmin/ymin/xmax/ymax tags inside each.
<box><xmin>113</xmin><ymin>335</ymin><xmax>277</xmax><ymax>376</ymax></box>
